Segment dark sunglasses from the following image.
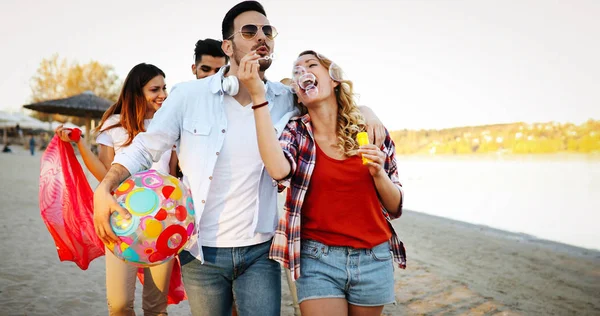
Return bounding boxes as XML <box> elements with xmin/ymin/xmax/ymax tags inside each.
<box><xmin>228</xmin><ymin>24</ymin><xmax>278</xmax><ymax>40</ymax></box>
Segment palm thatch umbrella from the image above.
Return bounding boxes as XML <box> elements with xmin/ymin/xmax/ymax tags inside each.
<box><xmin>23</xmin><ymin>91</ymin><xmax>113</xmax><ymax>144</ymax></box>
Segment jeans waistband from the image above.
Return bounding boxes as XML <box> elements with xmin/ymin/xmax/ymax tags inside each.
<box><xmin>301</xmin><ymin>239</ymin><xmax>389</xmax><ymax>255</ymax></box>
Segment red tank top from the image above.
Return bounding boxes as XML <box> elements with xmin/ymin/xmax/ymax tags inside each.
<box><xmin>301</xmin><ymin>143</ymin><xmax>392</xmax><ymax>248</ymax></box>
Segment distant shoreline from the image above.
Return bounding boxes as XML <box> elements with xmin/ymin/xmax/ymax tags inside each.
<box><xmin>391</xmin><ymin>120</ymin><xmax>600</xmax><ymax>155</ymax></box>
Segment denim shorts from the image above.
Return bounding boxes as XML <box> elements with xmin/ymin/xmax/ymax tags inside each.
<box><xmin>296</xmin><ymin>239</ymin><xmax>395</xmax><ymax>306</ymax></box>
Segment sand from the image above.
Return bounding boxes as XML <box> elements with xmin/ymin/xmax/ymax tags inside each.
<box><xmin>0</xmin><ymin>146</ymin><xmax>599</xmax><ymax>315</ymax></box>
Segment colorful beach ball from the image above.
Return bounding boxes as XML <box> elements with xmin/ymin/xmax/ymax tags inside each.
<box><xmin>107</xmin><ymin>169</ymin><xmax>196</xmax><ymax>267</ymax></box>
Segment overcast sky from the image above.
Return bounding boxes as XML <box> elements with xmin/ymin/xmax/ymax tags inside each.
<box><xmin>1</xmin><ymin>0</ymin><xmax>598</xmax><ymax>130</ymax></box>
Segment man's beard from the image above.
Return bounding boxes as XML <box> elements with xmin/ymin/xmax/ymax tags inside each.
<box><xmin>232</xmin><ymin>41</ymin><xmax>272</xmax><ymax>72</ymax></box>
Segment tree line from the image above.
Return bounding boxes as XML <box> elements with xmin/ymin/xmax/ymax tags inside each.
<box><xmin>390</xmin><ymin>120</ymin><xmax>600</xmax><ymax>155</ymax></box>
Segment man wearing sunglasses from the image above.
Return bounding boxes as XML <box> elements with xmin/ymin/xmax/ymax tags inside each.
<box><xmin>94</xmin><ymin>1</ymin><xmax>384</xmax><ymax>315</ymax></box>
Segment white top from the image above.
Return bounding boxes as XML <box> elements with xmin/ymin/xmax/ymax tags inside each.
<box><xmin>96</xmin><ymin>114</ymin><xmax>171</xmax><ymax>174</ymax></box>
<box><xmin>200</xmin><ymin>96</ymin><xmax>273</xmax><ymax>247</ymax></box>
<box><xmin>113</xmin><ymin>67</ymin><xmax>297</xmax><ymax>261</ymax></box>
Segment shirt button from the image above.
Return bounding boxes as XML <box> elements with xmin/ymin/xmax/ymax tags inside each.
<box><xmin>201</xmin><ymin>200</ymin><xmax>206</xmax><ymax>204</ymax></box>
<box><xmin>221</xmin><ymin>129</ymin><xmax>226</xmax><ymax>133</ymax></box>
<box><xmin>209</xmin><ymin>176</ymin><xmax>213</xmax><ymax>180</ymax></box>
<box><xmin>216</xmin><ymin>152</ymin><xmax>220</xmax><ymax>155</ymax></box>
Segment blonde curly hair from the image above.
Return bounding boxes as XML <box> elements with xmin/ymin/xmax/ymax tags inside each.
<box><xmin>293</xmin><ymin>50</ymin><xmax>366</xmax><ymax>156</ymax></box>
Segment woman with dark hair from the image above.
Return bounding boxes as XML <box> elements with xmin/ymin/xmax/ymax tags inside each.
<box><xmin>55</xmin><ymin>63</ymin><xmax>175</xmax><ymax>315</ymax></box>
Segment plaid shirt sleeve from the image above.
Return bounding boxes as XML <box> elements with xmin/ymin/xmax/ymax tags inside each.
<box><xmin>276</xmin><ymin>120</ymin><xmax>300</xmax><ymax>188</ymax></box>
<box><xmin>270</xmin><ymin>119</ymin><xmax>305</xmax><ymax>278</ymax></box>
<box><xmin>380</xmin><ymin>129</ymin><xmax>407</xmax><ymax>268</ymax></box>
<box><xmin>381</xmin><ymin>129</ymin><xmax>403</xmax><ymax>219</ymax></box>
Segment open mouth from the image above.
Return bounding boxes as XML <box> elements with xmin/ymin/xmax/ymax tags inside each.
<box><xmin>300</xmin><ymin>77</ymin><xmax>318</xmax><ymax>90</ymax></box>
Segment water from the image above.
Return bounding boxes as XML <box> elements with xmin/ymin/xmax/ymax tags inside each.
<box><xmin>397</xmin><ymin>155</ymin><xmax>600</xmax><ymax>250</ymax></box>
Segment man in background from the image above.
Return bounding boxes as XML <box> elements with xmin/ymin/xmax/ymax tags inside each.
<box><xmin>191</xmin><ymin>38</ymin><xmax>228</xmax><ymax>79</ymax></box>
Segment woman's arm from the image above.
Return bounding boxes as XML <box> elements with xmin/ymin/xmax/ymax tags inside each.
<box><xmin>358</xmin><ymin>137</ymin><xmax>403</xmax><ymax>217</ymax></box>
<box><xmin>96</xmin><ymin>144</ymin><xmax>115</xmax><ymax>175</ymax></box>
<box><xmin>79</xmin><ymin>142</ymin><xmax>113</xmax><ymax>182</ymax></box>
<box><xmin>55</xmin><ymin>125</ymin><xmax>112</xmax><ymax>182</ymax></box>
<box><xmin>237</xmin><ymin>53</ymin><xmax>292</xmax><ymax>180</ymax></box>
<box><xmin>252</xmin><ymin>99</ymin><xmax>292</xmax><ymax>180</ymax></box>
<box><xmin>371</xmin><ymin>166</ymin><xmax>402</xmax><ymax>217</ymax></box>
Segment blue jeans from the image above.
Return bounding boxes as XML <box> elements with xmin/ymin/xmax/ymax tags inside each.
<box><xmin>179</xmin><ymin>240</ymin><xmax>281</xmax><ymax>316</ymax></box>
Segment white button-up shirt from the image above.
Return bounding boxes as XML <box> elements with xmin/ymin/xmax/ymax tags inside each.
<box><xmin>113</xmin><ymin>67</ymin><xmax>297</xmax><ymax>261</ymax></box>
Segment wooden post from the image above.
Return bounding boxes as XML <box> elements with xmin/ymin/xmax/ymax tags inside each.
<box><xmin>85</xmin><ymin>115</ymin><xmax>92</xmax><ymax>146</ymax></box>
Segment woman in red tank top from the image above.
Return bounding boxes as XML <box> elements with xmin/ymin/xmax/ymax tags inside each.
<box><xmin>240</xmin><ymin>50</ymin><xmax>406</xmax><ymax>316</ymax></box>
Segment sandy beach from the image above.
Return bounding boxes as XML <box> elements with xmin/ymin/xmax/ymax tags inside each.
<box><xmin>1</xmin><ymin>146</ymin><xmax>599</xmax><ymax>315</ymax></box>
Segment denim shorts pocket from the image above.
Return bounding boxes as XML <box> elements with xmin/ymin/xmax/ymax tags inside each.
<box><xmin>300</xmin><ymin>243</ymin><xmax>322</xmax><ymax>260</ymax></box>
<box><xmin>370</xmin><ymin>243</ymin><xmax>392</xmax><ymax>261</ymax></box>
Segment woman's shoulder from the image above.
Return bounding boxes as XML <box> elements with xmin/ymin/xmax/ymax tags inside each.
<box><xmin>282</xmin><ymin>114</ymin><xmax>311</xmax><ymax>139</ymax></box>
<box><xmin>100</xmin><ymin>114</ymin><xmax>121</xmax><ymax>131</ymax></box>
<box><xmin>97</xmin><ymin>114</ymin><xmax>129</xmax><ymax>148</ymax></box>
<box><xmin>288</xmin><ymin>113</ymin><xmax>311</xmax><ymax>127</ymax></box>
<box><xmin>98</xmin><ymin>114</ymin><xmax>127</xmax><ymax>141</ymax></box>
<box><xmin>285</xmin><ymin>116</ymin><xmax>304</xmax><ymax>131</ymax></box>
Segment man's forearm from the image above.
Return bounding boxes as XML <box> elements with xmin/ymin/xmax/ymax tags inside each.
<box><xmin>98</xmin><ymin>164</ymin><xmax>131</xmax><ymax>191</ymax></box>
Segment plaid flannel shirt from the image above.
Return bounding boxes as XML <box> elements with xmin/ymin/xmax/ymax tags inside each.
<box><xmin>269</xmin><ymin>114</ymin><xmax>407</xmax><ymax>280</ymax></box>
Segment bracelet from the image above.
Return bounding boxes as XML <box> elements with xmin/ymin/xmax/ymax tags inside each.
<box><xmin>252</xmin><ymin>101</ymin><xmax>269</xmax><ymax>110</ymax></box>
